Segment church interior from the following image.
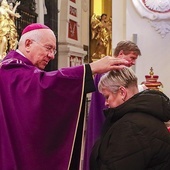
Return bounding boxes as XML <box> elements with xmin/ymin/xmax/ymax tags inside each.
<box><xmin>1</xmin><ymin>0</ymin><xmax>170</xmax><ymax>95</ymax></box>
<box><xmin>1</xmin><ymin>0</ymin><xmax>170</xmax><ymax>169</ymax></box>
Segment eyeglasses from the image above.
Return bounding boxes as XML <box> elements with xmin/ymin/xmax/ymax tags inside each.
<box><xmin>32</xmin><ymin>40</ymin><xmax>57</xmax><ymax>55</ymax></box>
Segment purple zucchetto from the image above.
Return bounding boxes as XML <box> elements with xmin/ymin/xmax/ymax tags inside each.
<box><xmin>21</xmin><ymin>23</ymin><xmax>50</xmax><ymax>35</ymax></box>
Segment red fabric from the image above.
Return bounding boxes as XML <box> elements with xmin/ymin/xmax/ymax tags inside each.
<box><xmin>167</xmin><ymin>127</ymin><xmax>170</xmax><ymax>132</ymax></box>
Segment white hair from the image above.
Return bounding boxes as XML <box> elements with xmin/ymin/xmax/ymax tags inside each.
<box><xmin>18</xmin><ymin>29</ymin><xmax>55</xmax><ymax>46</ymax></box>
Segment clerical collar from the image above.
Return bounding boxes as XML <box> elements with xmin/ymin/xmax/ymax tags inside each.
<box><xmin>16</xmin><ymin>49</ymin><xmax>26</xmax><ymax>58</ymax></box>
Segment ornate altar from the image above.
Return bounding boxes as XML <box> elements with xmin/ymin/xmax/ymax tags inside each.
<box><xmin>141</xmin><ymin>67</ymin><xmax>163</xmax><ymax>91</ymax></box>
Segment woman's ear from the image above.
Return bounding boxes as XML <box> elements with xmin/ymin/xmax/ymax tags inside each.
<box><xmin>119</xmin><ymin>86</ymin><xmax>127</xmax><ymax>101</ymax></box>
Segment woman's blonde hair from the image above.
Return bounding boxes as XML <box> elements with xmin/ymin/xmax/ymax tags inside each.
<box><xmin>98</xmin><ymin>67</ymin><xmax>138</xmax><ymax>93</ymax></box>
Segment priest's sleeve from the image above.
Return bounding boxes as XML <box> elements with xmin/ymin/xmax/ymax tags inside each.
<box><xmin>69</xmin><ymin>64</ymin><xmax>95</xmax><ymax>170</ymax></box>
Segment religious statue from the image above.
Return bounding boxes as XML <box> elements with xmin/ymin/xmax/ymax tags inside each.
<box><xmin>91</xmin><ymin>13</ymin><xmax>112</xmax><ymax>61</ymax></box>
<box><xmin>0</xmin><ymin>0</ymin><xmax>21</xmax><ymax>60</ymax></box>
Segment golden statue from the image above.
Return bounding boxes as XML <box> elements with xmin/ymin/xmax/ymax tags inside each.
<box><xmin>91</xmin><ymin>13</ymin><xmax>112</xmax><ymax>61</ymax></box>
<box><xmin>0</xmin><ymin>0</ymin><xmax>21</xmax><ymax>60</ymax></box>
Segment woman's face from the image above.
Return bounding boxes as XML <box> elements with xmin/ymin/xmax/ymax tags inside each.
<box><xmin>101</xmin><ymin>88</ymin><xmax>125</xmax><ymax>108</ymax></box>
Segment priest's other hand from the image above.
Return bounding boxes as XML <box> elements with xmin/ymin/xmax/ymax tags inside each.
<box><xmin>89</xmin><ymin>56</ymin><xmax>130</xmax><ymax>75</ymax></box>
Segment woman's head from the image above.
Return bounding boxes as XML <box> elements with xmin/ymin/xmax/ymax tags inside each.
<box><xmin>98</xmin><ymin>67</ymin><xmax>138</xmax><ymax>108</ymax></box>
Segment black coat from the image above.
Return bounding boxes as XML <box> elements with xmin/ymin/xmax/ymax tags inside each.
<box><xmin>90</xmin><ymin>90</ymin><xmax>170</xmax><ymax>170</ymax></box>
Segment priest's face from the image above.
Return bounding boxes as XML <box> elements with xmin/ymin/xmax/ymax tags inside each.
<box><xmin>117</xmin><ymin>50</ymin><xmax>138</xmax><ymax>67</ymax></box>
<box><xmin>29</xmin><ymin>30</ymin><xmax>56</xmax><ymax>70</ymax></box>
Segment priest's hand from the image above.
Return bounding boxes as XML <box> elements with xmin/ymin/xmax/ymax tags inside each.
<box><xmin>89</xmin><ymin>56</ymin><xmax>130</xmax><ymax>74</ymax></box>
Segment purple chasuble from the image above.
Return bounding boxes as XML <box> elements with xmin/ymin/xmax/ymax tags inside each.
<box><xmin>0</xmin><ymin>51</ymin><xmax>86</xmax><ymax>170</ymax></box>
<box><xmin>83</xmin><ymin>74</ymin><xmax>106</xmax><ymax>170</ymax></box>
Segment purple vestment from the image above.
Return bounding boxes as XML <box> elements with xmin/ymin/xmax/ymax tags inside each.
<box><xmin>0</xmin><ymin>50</ymin><xmax>87</xmax><ymax>170</ymax></box>
<box><xmin>83</xmin><ymin>74</ymin><xmax>106</xmax><ymax>170</ymax></box>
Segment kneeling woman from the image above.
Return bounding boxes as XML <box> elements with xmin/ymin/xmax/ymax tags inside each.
<box><xmin>90</xmin><ymin>67</ymin><xmax>170</xmax><ymax>170</ymax></box>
